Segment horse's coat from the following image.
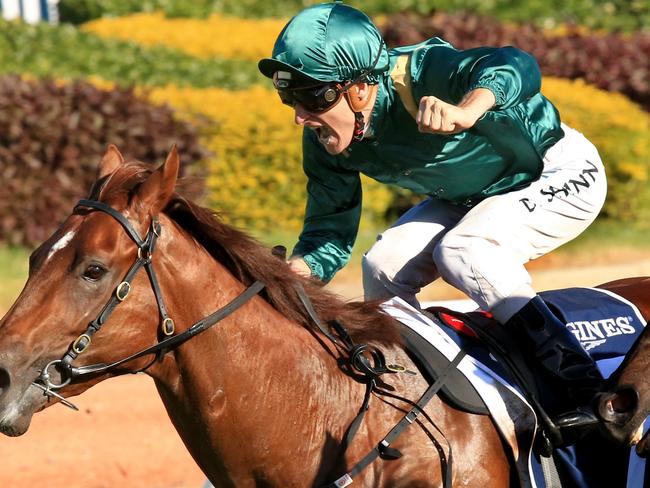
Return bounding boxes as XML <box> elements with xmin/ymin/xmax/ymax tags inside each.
<box><xmin>594</xmin><ymin>278</ymin><xmax>650</xmax><ymax>457</ymax></box>
<box><xmin>0</xmin><ymin>147</ymin><xmax>510</xmax><ymax>487</ymax></box>
<box><xmin>1</xmin><ymin>146</ymin><xmax>647</xmax><ymax>486</ymax></box>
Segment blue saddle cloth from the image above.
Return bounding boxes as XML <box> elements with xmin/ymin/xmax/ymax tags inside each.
<box><xmin>540</xmin><ymin>286</ymin><xmax>646</xmax><ymax>376</ymax></box>
<box><xmin>387</xmin><ymin>287</ymin><xmax>649</xmax><ymax>487</ymax></box>
<box><xmin>537</xmin><ymin>287</ymin><xmax>648</xmax><ymax>488</ymax></box>
<box><xmin>421</xmin><ymin>287</ymin><xmax>648</xmax><ymax>488</ymax></box>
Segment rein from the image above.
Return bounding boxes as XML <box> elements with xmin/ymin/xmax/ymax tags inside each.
<box><xmin>35</xmin><ymin>199</ymin><xmax>265</xmax><ymax>399</ymax></box>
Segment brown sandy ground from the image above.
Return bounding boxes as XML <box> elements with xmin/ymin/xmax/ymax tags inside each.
<box><xmin>0</xmin><ymin>375</ymin><xmax>205</xmax><ymax>488</ymax></box>
<box><xmin>328</xmin><ymin>248</ymin><xmax>650</xmax><ymax>302</ymax></box>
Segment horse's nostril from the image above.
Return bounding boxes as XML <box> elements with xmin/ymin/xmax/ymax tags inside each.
<box><xmin>0</xmin><ymin>367</ymin><xmax>10</xmax><ymax>393</ymax></box>
<box><xmin>610</xmin><ymin>387</ymin><xmax>639</xmax><ymax>414</ymax></box>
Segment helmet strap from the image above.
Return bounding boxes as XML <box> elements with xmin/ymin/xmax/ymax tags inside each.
<box><xmin>352</xmin><ymin>111</ymin><xmax>365</xmax><ymax>142</ymax></box>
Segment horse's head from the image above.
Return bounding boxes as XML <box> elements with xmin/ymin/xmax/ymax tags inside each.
<box><xmin>0</xmin><ymin>145</ymin><xmax>179</xmax><ymax>436</ymax></box>
<box><xmin>596</xmin><ymin>327</ymin><xmax>650</xmax><ymax>457</ymax></box>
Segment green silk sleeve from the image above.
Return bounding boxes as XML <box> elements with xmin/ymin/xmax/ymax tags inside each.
<box><xmin>292</xmin><ymin>130</ymin><xmax>362</xmax><ymax>282</ymax></box>
<box><xmin>415</xmin><ymin>42</ymin><xmax>542</xmax><ymax>109</ymax></box>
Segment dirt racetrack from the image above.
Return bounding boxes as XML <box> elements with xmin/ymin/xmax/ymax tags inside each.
<box><xmin>0</xmin><ymin>375</ymin><xmax>206</xmax><ymax>488</ymax></box>
<box><xmin>2</xmin><ymin>255</ymin><xmax>650</xmax><ymax>488</ymax></box>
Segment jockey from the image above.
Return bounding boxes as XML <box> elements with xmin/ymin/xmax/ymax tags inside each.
<box><xmin>258</xmin><ymin>2</ymin><xmax>607</xmax><ymax>441</ymax></box>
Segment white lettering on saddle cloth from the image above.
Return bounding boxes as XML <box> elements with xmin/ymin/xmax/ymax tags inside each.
<box><xmin>567</xmin><ymin>316</ymin><xmax>636</xmax><ymax>351</ymax></box>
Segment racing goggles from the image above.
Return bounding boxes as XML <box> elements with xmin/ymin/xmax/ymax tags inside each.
<box><xmin>275</xmin><ymin>79</ymin><xmax>351</xmax><ymax>112</ymax></box>
<box><xmin>274</xmin><ymin>42</ymin><xmax>385</xmax><ymax>113</ymax></box>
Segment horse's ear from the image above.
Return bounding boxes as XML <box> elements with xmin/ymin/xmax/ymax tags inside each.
<box><xmin>98</xmin><ymin>145</ymin><xmax>125</xmax><ymax>179</ymax></box>
<box><xmin>137</xmin><ymin>145</ymin><xmax>180</xmax><ymax>214</ymax></box>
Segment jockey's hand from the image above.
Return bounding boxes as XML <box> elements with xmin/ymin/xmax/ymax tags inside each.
<box><xmin>416</xmin><ymin>88</ymin><xmax>496</xmax><ymax>135</ymax></box>
<box><xmin>288</xmin><ymin>257</ymin><xmax>313</xmax><ymax>279</ymax></box>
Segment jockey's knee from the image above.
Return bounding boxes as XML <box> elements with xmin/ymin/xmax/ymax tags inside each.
<box><xmin>432</xmin><ymin>233</ymin><xmax>475</xmax><ymax>286</ymax></box>
<box><xmin>362</xmin><ymin>236</ymin><xmax>433</xmax><ymax>308</ymax></box>
<box><xmin>361</xmin><ymin>242</ymin><xmax>399</xmax><ymax>300</ymax></box>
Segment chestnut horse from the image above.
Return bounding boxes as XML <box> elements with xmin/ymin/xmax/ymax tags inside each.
<box><xmin>0</xmin><ymin>147</ymin><xmax>510</xmax><ymax>487</ymax></box>
<box><xmin>595</xmin><ymin>278</ymin><xmax>650</xmax><ymax>457</ymax></box>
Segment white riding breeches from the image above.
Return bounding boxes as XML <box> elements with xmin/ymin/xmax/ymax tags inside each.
<box><xmin>362</xmin><ymin>124</ymin><xmax>607</xmax><ymax>322</ymax></box>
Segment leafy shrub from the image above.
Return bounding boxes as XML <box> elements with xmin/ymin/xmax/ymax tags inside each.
<box><xmin>77</xmin><ymin>10</ymin><xmax>650</xmax><ymax>114</ymax></box>
<box><xmin>0</xmin><ymin>19</ymin><xmax>262</xmax><ymax>88</ymax></box>
<box><xmin>58</xmin><ymin>0</ymin><xmax>215</xmax><ymax>23</ymax></box>
<box><xmin>58</xmin><ymin>0</ymin><xmax>650</xmax><ymax>32</ymax></box>
<box><xmin>381</xmin><ymin>11</ymin><xmax>650</xmax><ymax>112</ymax></box>
<box><xmin>382</xmin><ymin>79</ymin><xmax>650</xmax><ymax>225</ymax></box>
<box><xmin>146</xmin><ymin>84</ymin><xmax>393</xmax><ymax>233</ymax></box>
<box><xmin>0</xmin><ymin>75</ymin><xmax>208</xmax><ymax>247</ymax></box>
<box><xmin>141</xmin><ymin>78</ymin><xmax>650</xmax><ymax>232</ymax></box>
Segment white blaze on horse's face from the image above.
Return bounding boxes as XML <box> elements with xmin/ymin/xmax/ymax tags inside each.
<box><xmin>46</xmin><ymin>230</ymin><xmax>76</xmax><ymax>262</ymax></box>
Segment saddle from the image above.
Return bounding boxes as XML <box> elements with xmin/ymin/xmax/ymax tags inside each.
<box><xmin>421</xmin><ymin>306</ymin><xmax>558</xmax><ymax>445</ymax></box>
<box><xmin>397</xmin><ymin>317</ymin><xmax>489</xmax><ymax>415</ymax></box>
<box><xmin>399</xmin><ymin>287</ymin><xmax>647</xmax><ymax>453</ymax></box>
<box><xmin>399</xmin><ymin>306</ymin><xmax>550</xmax><ymax>423</ymax></box>
<box><xmin>380</xmin><ymin>289</ymin><xmax>648</xmax><ymax>488</ymax></box>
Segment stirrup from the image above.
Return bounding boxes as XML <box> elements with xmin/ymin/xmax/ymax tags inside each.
<box><xmin>553</xmin><ymin>406</ymin><xmax>599</xmax><ymax>444</ymax></box>
<box><xmin>534</xmin><ymin>407</ymin><xmax>599</xmax><ymax>455</ymax></box>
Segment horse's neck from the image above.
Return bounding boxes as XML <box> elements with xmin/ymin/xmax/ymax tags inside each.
<box><xmin>144</xmin><ymin>220</ymin><xmax>362</xmax><ymax>483</ymax></box>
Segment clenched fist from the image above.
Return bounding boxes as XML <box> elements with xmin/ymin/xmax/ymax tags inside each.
<box><xmin>416</xmin><ymin>88</ymin><xmax>496</xmax><ymax>135</ymax></box>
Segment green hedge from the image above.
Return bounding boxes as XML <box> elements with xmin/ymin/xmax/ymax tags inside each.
<box><xmin>0</xmin><ymin>20</ymin><xmax>262</xmax><ymax>88</ymax></box>
<box><xmin>58</xmin><ymin>0</ymin><xmax>650</xmax><ymax>32</ymax></box>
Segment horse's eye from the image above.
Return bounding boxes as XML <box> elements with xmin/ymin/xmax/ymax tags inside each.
<box><xmin>82</xmin><ymin>264</ymin><xmax>107</xmax><ymax>282</ymax></box>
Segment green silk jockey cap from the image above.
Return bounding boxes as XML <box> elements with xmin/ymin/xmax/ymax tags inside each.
<box><xmin>258</xmin><ymin>2</ymin><xmax>388</xmax><ymax>88</ymax></box>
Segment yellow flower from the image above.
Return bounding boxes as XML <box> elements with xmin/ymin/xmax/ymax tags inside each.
<box><xmin>543</xmin><ymin>76</ymin><xmax>650</xmax><ymax>220</ymax></box>
<box><xmin>142</xmin><ymin>84</ymin><xmax>393</xmax><ymax>231</ymax></box>
<box><xmin>82</xmin><ymin>12</ymin><xmax>287</xmax><ymax>61</ymax></box>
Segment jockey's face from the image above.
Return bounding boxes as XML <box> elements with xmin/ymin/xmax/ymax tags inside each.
<box><xmin>293</xmin><ymin>91</ymin><xmax>356</xmax><ymax>155</ymax></box>
<box><xmin>292</xmin><ymin>82</ymin><xmax>374</xmax><ymax>155</ymax></box>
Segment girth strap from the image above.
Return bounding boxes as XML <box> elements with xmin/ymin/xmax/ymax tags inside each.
<box><xmin>292</xmin><ymin>282</ymin><xmax>463</xmax><ymax>487</ymax></box>
<box><xmin>325</xmin><ymin>349</ymin><xmax>467</xmax><ymax>488</ymax></box>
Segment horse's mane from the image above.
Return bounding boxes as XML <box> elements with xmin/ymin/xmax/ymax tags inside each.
<box><xmin>94</xmin><ymin>161</ymin><xmax>401</xmax><ymax>347</ymax></box>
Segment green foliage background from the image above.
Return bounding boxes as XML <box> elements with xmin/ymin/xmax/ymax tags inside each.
<box><xmin>0</xmin><ymin>20</ymin><xmax>261</xmax><ymax>88</ymax></box>
<box><xmin>1</xmin><ymin>1</ymin><xmax>650</xmax><ymax>244</ymax></box>
<box><xmin>58</xmin><ymin>0</ymin><xmax>650</xmax><ymax>31</ymax></box>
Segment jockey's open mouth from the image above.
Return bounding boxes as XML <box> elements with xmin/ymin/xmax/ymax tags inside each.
<box><xmin>311</xmin><ymin>125</ymin><xmax>335</xmax><ymax>147</ymax></box>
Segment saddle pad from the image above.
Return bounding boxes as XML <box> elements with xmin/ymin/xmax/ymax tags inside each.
<box><xmin>382</xmin><ymin>298</ymin><xmax>540</xmax><ymax>487</ymax></box>
<box><xmin>381</xmin><ymin>296</ymin><xmax>648</xmax><ymax>488</ymax></box>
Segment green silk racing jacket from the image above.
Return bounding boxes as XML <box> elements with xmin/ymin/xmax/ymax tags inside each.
<box><xmin>293</xmin><ymin>38</ymin><xmax>564</xmax><ymax>282</ymax></box>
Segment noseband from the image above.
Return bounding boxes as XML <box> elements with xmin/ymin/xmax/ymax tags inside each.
<box><xmin>35</xmin><ymin>199</ymin><xmax>265</xmax><ymax>404</ymax></box>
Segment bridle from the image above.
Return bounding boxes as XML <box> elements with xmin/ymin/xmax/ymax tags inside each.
<box><xmin>31</xmin><ymin>198</ymin><xmax>459</xmax><ymax>487</ymax></box>
<box><xmin>33</xmin><ymin>198</ymin><xmax>265</xmax><ymax>408</ymax></box>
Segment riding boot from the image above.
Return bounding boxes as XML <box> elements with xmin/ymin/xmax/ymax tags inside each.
<box><xmin>505</xmin><ymin>295</ymin><xmax>602</xmax><ymax>444</ymax></box>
